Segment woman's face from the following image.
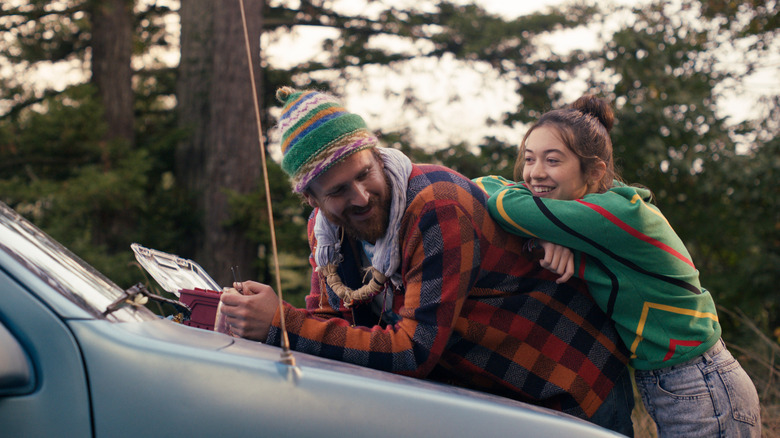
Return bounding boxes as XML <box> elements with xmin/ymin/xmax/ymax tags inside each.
<box><xmin>521</xmin><ymin>125</ymin><xmax>593</xmax><ymax>200</ymax></box>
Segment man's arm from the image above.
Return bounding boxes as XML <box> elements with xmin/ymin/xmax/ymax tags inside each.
<box><xmin>263</xmin><ymin>187</ymin><xmax>483</xmax><ymax>378</ymax></box>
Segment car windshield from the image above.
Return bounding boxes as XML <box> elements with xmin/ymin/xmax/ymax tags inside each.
<box><xmin>0</xmin><ymin>202</ymin><xmax>154</xmax><ymax>322</ymax></box>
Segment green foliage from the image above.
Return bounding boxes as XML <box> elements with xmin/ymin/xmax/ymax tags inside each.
<box><xmin>0</xmin><ymin>1</ymin><xmax>193</xmax><ymax>288</ymax></box>
<box><xmin>697</xmin><ymin>108</ymin><xmax>780</xmax><ymax>327</ymax></box>
<box><xmin>0</xmin><ymin>0</ymin><xmax>91</xmax><ymax>64</ymax></box>
<box><xmin>0</xmin><ymin>86</ymin><xmax>134</xmax><ymax>282</ymax></box>
<box><xmin>700</xmin><ymin>0</ymin><xmax>779</xmax><ymax>38</ymax></box>
<box><xmin>1</xmin><ymin>84</ymin><xmax>104</xmax><ymax>179</ymax></box>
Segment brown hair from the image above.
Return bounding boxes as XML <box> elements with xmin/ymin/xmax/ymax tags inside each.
<box><xmin>513</xmin><ymin>95</ymin><xmax>620</xmax><ymax>193</ymax></box>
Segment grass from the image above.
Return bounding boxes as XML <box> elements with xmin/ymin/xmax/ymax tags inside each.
<box><xmin>630</xmin><ymin>306</ymin><xmax>779</xmax><ymax>437</ymax></box>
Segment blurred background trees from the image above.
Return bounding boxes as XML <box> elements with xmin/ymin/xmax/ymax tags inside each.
<box><xmin>1</xmin><ymin>0</ymin><xmax>777</xmax><ymax>351</ymax></box>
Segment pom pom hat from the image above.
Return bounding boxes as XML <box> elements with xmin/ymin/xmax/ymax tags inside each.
<box><xmin>276</xmin><ymin>87</ymin><xmax>378</xmax><ymax>193</ymax></box>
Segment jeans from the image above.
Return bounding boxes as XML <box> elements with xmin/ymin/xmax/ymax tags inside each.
<box><xmin>634</xmin><ymin>339</ymin><xmax>761</xmax><ymax>437</ymax></box>
<box><xmin>589</xmin><ymin>367</ymin><xmax>635</xmax><ymax>437</ymax></box>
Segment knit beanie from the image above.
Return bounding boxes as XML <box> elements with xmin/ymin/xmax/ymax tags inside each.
<box><xmin>276</xmin><ymin>87</ymin><xmax>378</xmax><ymax>193</ymax></box>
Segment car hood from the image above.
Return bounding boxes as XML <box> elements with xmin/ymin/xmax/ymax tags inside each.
<box><xmin>114</xmin><ymin>317</ymin><xmax>591</xmax><ymax>418</ymax></box>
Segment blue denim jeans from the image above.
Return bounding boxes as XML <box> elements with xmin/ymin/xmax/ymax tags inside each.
<box><xmin>634</xmin><ymin>339</ymin><xmax>761</xmax><ymax>437</ymax></box>
<box><xmin>589</xmin><ymin>367</ymin><xmax>635</xmax><ymax>437</ymax></box>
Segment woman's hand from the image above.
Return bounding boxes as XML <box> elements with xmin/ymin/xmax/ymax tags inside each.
<box><xmin>538</xmin><ymin>240</ymin><xmax>575</xmax><ymax>284</ymax></box>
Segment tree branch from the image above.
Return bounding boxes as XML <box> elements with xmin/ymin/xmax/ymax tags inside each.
<box><xmin>0</xmin><ymin>4</ymin><xmax>86</xmax><ymax>32</ymax></box>
<box><xmin>0</xmin><ymin>88</ymin><xmax>64</xmax><ymax>120</ymax></box>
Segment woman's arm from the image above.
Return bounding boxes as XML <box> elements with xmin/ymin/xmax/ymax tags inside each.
<box><xmin>484</xmin><ymin>181</ymin><xmax>696</xmax><ymax>278</ymax></box>
<box><xmin>474</xmin><ymin>176</ymin><xmax>576</xmax><ymax>282</ymax></box>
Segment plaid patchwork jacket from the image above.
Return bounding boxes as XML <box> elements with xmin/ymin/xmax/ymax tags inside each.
<box><xmin>267</xmin><ymin>164</ymin><xmax>628</xmax><ymax>419</ymax></box>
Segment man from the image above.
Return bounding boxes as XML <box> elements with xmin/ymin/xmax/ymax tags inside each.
<box><xmin>219</xmin><ymin>87</ymin><xmax>631</xmax><ymax>429</ymax></box>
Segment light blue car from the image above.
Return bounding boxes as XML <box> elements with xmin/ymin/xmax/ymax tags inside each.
<box><xmin>0</xmin><ymin>201</ymin><xmax>623</xmax><ymax>437</ymax></box>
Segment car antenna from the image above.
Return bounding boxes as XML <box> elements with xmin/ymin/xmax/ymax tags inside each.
<box><xmin>238</xmin><ymin>0</ymin><xmax>295</xmax><ymax>367</ymax></box>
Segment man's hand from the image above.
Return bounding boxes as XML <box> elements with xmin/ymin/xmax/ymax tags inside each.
<box><xmin>218</xmin><ymin>281</ymin><xmax>280</xmax><ymax>341</ymax></box>
<box><xmin>538</xmin><ymin>240</ymin><xmax>575</xmax><ymax>284</ymax></box>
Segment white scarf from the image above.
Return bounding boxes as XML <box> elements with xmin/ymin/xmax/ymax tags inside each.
<box><xmin>313</xmin><ymin>147</ymin><xmax>412</xmax><ymax>295</ymax></box>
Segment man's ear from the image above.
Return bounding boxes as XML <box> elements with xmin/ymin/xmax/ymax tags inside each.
<box><xmin>302</xmin><ymin>191</ymin><xmax>319</xmax><ymax>208</ymax></box>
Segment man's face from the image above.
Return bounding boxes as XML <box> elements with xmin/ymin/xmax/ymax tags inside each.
<box><xmin>304</xmin><ymin>149</ymin><xmax>391</xmax><ymax>244</ymax></box>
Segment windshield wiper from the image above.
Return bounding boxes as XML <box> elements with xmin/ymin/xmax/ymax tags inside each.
<box><xmin>102</xmin><ymin>283</ymin><xmax>192</xmax><ymax>318</ymax></box>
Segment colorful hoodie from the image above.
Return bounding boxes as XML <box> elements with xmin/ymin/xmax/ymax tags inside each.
<box><xmin>266</xmin><ymin>164</ymin><xmax>628</xmax><ymax>419</ymax></box>
<box><xmin>473</xmin><ymin>176</ymin><xmax>720</xmax><ymax>370</ymax></box>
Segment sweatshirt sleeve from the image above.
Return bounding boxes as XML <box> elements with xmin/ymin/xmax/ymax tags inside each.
<box><xmin>486</xmin><ymin>181</ymin><xmax>623</xmax><ymax>252</ymax></box>
<box><xmin>471</xmin><ymin>175</ymin><xmax>515</xmax><ymax>198</ymax></box>
<box><xmin>485</xmin><ymin>182</ymin><xmax>696</xmax><ymax>273</ymax></box>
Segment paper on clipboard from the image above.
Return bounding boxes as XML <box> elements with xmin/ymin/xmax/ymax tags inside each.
<box><xmin>131</xmin><ymin>243</ymin><xmax>221</xmax><ymax>297</ymax></box>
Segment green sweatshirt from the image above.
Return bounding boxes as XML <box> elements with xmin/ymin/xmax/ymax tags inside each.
<box><xmin>473</xmin><ymin>176</ymin><xmax>721</xmax><ymax>370</ymax></box>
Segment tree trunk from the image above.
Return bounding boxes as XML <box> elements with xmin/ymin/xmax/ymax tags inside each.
<box><xmin>177</xmin><ymin>0</ymin><xmax>263</xmax><ymax>286</ymax></box>
<box><xmin>90</xmin><ymin>0</ymin><xmax>135</xmax><ymax>147</ymax></box>
<box><xmin>89</xmin><ymin>0</ymin><xmax>136</xmax><ymax>250</ymax></box>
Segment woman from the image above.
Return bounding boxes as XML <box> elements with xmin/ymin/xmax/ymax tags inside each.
<box><xmin>473</xmin><ymin>95</ymin><xmax>761</xmax><ymax>437</ymax></box>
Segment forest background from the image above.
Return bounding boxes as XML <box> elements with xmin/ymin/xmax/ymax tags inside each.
<box><xmin>1</xmin><ymin>0</ymin><xmax>778</xmax><ymax>434</ymax></box>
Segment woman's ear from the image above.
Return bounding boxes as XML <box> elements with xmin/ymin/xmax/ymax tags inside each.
<box><xmin>589</xmin><ymin>160</ymin><xmax>607</xmax><ymax>188</ymax></box>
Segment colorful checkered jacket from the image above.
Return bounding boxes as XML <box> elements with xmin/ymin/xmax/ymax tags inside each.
<box><xmin>267</xmin><ymin>164</ymin><xmax>628</xmax><ymax>418</ymax></box>
<box><xmin>474</xmin><ymin>176</ymin><xmax>721</xmax><ymax>370</ymax></box>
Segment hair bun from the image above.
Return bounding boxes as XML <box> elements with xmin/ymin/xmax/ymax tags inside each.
<box><xmin>571</xmin><ymin>94</ymin><xmax>614</xmax><ymax>131</ymax></box>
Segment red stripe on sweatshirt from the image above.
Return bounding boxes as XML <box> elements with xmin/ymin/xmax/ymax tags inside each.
<box><xmin>664</xmin><ymin>339</ymin><xmax>702</xmax><ymax>361</ymax></box>
<box><xmin>576</xmin><ymin>200</ymin><xmax>695</xmax><ymax>268</ymax></box>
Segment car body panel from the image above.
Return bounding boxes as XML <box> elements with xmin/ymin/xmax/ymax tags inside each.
<box><xmin>0</xmin><ymin>320</ymin><xmax>33</xmax><ymax>396</ymax></box>
<box><xmin>0</xmin><ymin>268</ymin><xmax>93</xmax><ymax>437</ymax></box>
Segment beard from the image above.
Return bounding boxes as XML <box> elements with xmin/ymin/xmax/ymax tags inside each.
<box><xmin>320</xmin><ymin>173</ymin><xmax>392</xmax><ymax>243</ymax></box>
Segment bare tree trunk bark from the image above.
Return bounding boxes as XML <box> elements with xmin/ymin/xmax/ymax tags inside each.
<box><xmin>88</xmin><ymin>0</ymin><xmax>136</xmax><ymax>250</ymax></box>
<box><xmin>90</xmin><ymin>0</ymin><xmax>135</xmax><ymax>147</ymax></box>
<box><xmin>177</xmin><ymin>0</ymin><xmax>263</xmax><ymax>286</ymax></box>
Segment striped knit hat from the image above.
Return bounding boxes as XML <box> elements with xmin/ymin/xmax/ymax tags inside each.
<box><xmin>276</xmin><ymin>87</ymin><xmax>378</xmax><ymax>193</ymax></box>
